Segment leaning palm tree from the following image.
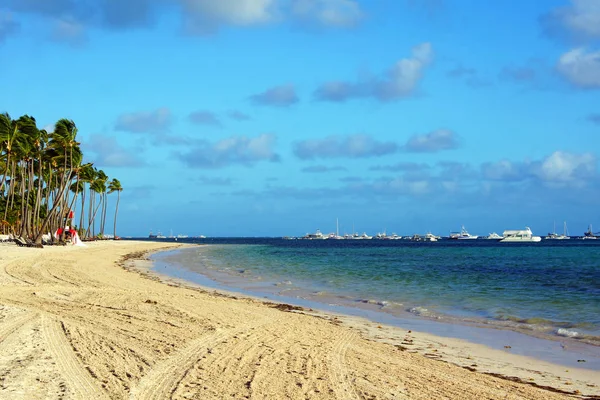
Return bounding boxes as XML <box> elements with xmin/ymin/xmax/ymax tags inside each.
<box><xmin>108</xmin><ymin>178</ymin><xmax>123</xmax><ymax>239</ymax></box>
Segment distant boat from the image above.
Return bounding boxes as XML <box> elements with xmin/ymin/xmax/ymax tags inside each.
<box><xmin>176</xmin><ymin>234</ymin><xmax>188</xmax><ymax>239</ymax></box>
<box><xmin>303</xmin><ymin>229</ymin><xmax>326</xmax><ymax>240</ymax></box>
<box><xmin>148</xmin><ymin>230</ymin><xmax>166</xmax><ymax>239</ymax></box>
<box><xmin>327</xmin><ymin>218</ymin><xmax>344</xmax><ymax>239</ymax></box>
<box><xmin>410</xmin><ymin>232</ymin><xmax>438</xmax><ymax>242</ymax></box>
<box><xmin>499</xmin><ymin>227</ymin><xmax>541</xmax><ymax>242</ymax></box>
<box><xmin>545</xmin><ymin>221</ymin><xmax>570</xmax><ymax>240</ymax></box>
<box><xmin>583</xmin><ymin>224</ymin><xmax>599</xmax><ymax>240</ymax></box>
<box><xmin>449</xmin><ymin>225</ymin><xmax>478</xmax><ymax>240</ymax></box>
<box><xmin>485</xmin><ymin>232</ymin><xmax>502</xmax><ymax>240</ymax></box>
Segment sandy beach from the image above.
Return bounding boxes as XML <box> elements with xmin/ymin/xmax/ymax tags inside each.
<box><xmin>0</xmin><ymin>240</ymin><xmax>597</xmax><ymax>399</ymax></box>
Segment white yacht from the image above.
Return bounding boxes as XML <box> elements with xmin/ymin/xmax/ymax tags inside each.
<box><xmin>450</xmin><ymin>225</ymin><xmax>478</xmax><ymax>240</ymax></box>
<box><xmin>499</xmin><ymin>227</ymin><xmax>541</xmax><ymax>242</ymax></box>
<box><xmin>545</xmin><ymin>222</ymin><xmax>570</xmax><ymax>240</ymax></box>
<box><xmin>411</xmin><ymin>233</ymin><xmax>438</xmax><ymax>242</ymax></box>
<box><xmin>485</xmin><ymin>232</ymin><xmax>502</xmax><ymax>240</ymax></box>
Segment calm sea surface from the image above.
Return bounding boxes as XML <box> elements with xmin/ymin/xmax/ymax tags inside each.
<box><xmin>148</xmin><ymin>238</ymin><xmax>600</xmax><ymax>346</ymax></box>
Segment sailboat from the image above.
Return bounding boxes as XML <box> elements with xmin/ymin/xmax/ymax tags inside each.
<box><xmin>545</xmin><ymin>221</ymin><xmax>570</xmax><ymax>240</ymax></box>
<box><xmin>583</xmin><ymin>224</ymin><xmax>599</xmax><ymax>240</ymax></box>
<box><xmin>327</xmin><ymin>218</ymin><xmax>344</xmax><ymax>239</ymax></box>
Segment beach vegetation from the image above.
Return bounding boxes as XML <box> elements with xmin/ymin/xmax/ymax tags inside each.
<box><xmin>0</xmin><ymin>113</ymin><xmax>123</xmax><ymax>244</ymax></box>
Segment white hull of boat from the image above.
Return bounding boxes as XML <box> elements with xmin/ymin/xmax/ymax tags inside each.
<box><xmin>500</xmin><ymin>227</ymin><xmax>541</xmax><ymax>243</ymax></box>
<box><xmin>500</xmin><ymin>236</ymin><xmax>541</xmax><ymax>242</ymax></box>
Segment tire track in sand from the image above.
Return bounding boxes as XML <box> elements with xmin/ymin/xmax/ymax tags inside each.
<box><xmin>130</xmin><ymin>328</ymin><xmax>227</xmax><ymax>400</ymax></box>
<box><xmin>0</xmin><ymin>311</ymin><xmax>37</xmax><ymax>344</ymax></box>
<box><xmin>41</xmin><ymin>314</ymin><xmax>109</xmax><ymax>400</ymax></box>
<box><xmin>131</xmin><ymin>315</ymin><xmax>281</xmax><ymax>400</ymax></box>
<box><xmin>328</xmin><ymin>329</ymin><xmax>360</xmax><ymax>400</ymax></box>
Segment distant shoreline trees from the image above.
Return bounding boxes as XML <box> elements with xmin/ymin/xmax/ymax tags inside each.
<box><xmin>0</xmin><ymin>113</ymin><xmax>123</xmax><ymax>244</ymax></box>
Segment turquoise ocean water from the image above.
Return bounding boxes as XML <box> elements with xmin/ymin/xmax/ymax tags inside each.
<box><xmin>149</xmin><ymin>238</ymin><xmax>600</xmax><ymax>359</ymax></box>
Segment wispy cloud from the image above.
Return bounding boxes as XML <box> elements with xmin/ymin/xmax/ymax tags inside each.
<box><xmin>369</xmin><ymin>162</ymin><xmax>430</xmax><ymax>172</ymax></box>
<box><xmin>52</xmin><ymin>18</ymin><xmax>86</xmax><ymax>46</ymax></box>
<box><xmin>83</xmin><ymin>134</ymin><xmax>146</xmax><ymax>167</ymax></box>
<box><xmin>228</xmin><ymin>110</ymin><xmax>251</xmax><ymax>121</ymax></box>
<box><xmin>301</xmin><ymin>165</ymin><xmax>347</xmax><ymax>173</ymax></box>
<box><xmin>556</xmin><ymin>47</ymin><xmax>600</xmax><ymax>89</ymax></box>
<box><xmin>114</xmin><ymin>107</ymin><xmax>172</xmax><ymax>134</ymax></box>
<box><xmin>314</xmin><ymin>42</ymin><xmax>434</xmax><ymax>102</ymax></box>
<box><xmin>588</xmin><ymin>113</ymin><xmax>600</xmax><ymax>124</ymax></box>
<box><xmin>404</xmin><ymin>129</ymin><xmax>460</xmax><ymax>153</ymax></box>
<box><xmin>499</xmin><ymin>66</ymin><xmax>536</xmax><ymax>82</ymax></box>
<box><xmin>0</xmin><ymin>11</ymin><xmax>20</xmax><ymax>43</ymax></box>
<box><xmin>196</xmin><ymin>176</ymin><xmax>234</xmax><ymax>186</ymax></box>
<box><xmin>541</xmin><ymin>0</ymin><xmax>600</xmax><ymax>43</ymax></box>
<box><xmin>180</xmin><ymin>0</ymin><xmax>278</xmax><ymax>35</ymax></box>
<box><xmin>250</xmin><ymin>84</ymin><xmax>299</xmax><ymax>107</ymax></box>
<box><xmin>446</xmin><ymin>65</ymin><xmax>491</xmax><ymax>88</ymax></box>
<box><xmin>175</xmin><ymin>133</ymin><xmax>280</xmax><ymax>168</ymax></box>
<box><xmin>482</xmin><ymin>151</ymin><xmax>597</xmax><ymax>187</ymax></box>
<box><xmin>188</xmin><ymin>110</ymin><xmax>221</xmax><ymax>126</ymax></box>
<box><xmin>294</xmin><ymin>134</ymin><xmax>398</xmax><ymax>159</ymax></box>
<box><xmin>291</xmin><ymin>0</ymin><xmax>364</xmax><ymax>28</ymax></box>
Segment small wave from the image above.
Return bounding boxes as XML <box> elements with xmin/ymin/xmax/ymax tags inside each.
<box><xmin>357</xmin><ymin>299</ymin><xmax>389</xmax><ymax>307</ymax></box>
<box><xmin>409</xmin><ymin>306</ymin><xmax>430</xmax><ymax>316</ymax></box>
<box><xmin>274</xmin><ymin>280</ymin><xmax>293</xmax><ymax>286</ymax></box>
<box><xmin>556</xmin><ymin>328</ymin><xmax>579</xmax><ymax>338</ymax></box>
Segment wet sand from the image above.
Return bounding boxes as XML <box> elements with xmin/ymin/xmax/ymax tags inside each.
<box><xmin>0</xmin><ymin>240</ymin><xmax>597</xmax><ymax>399</ymax></box>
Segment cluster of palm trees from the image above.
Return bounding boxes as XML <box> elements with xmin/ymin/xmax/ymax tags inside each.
<box><xmin>0</xmin><ymin>113</ymin><xmax>123</xmax><ymax>245</ymax></box>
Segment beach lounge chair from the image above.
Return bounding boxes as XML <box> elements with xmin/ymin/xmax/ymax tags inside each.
<box><xmin>14</xmin><ymin>237</ymin><xmax>43</xmax><ymax>248</ymax></box>
<box><xmin>14</xmin><ymin>237</ymin><xmax>29</xmax><ymax>247</ymax></box>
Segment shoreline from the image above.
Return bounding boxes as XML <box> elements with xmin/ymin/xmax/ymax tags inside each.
<box><xmin>0</xmin><ymin>240</ymin><xmax>597</xmax><ymax>399</ymax></box>
<box><xmin>138</xmin><ymin>244</ymin><xmax>600</xmax><ymax>397</ymax></box>
<box><xmin>149</xmin><ymin>245</ymin><xmax>600</xmax><ymax>364</ymax></box>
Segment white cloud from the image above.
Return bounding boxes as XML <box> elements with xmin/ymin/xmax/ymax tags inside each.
<box><xmin>291</xmin><ymin>0</ymin><xmax>363</xmax><ymax>28</ymax></box>
<box><xmin>179</xmin><ymin>0</ymin><xmax>278</xmax><ymax>34</ymax></box>
<box><xmin>482</xmin><ymin>151</ymin><xmax>597</xmax><ymax>188</ymax></box>
<box><xmin>543</xmin><ymin>0</ymin><xmax>600</xmax><ymax>41</ymax></box>
<box><xmin>481</xmin><ymin>160</ymin><xmax>526</xmax><ymax>182</ymax></box>
<box><xmin>404</xmin><ymin>129</ymin><xmax>459</xmax><ymax>153</ymax></box>
<box><xmin>83</xmin><ymin>134</ymin><xmax>146</xmax><ymax>167</ymax></box>
<box><xmin>114</xmin><ymin>107</ymin><xmax>172</xmax><ymax>134</ymax></box>
<box><xmin>176</xmin><ymin>133</ymin><xmax>280</xmax><ymax>168</ymax></box>
<box><xmin>557</xmin><ymin>47</ymin><xmax>600</xmax><ymax>88</ymax></box>
<box><xmin>188</xmin><ymin>110</ymin><xmax>221</xmax><ymax>126</ymax></box>
<box><xmin>315</xmin><ymin>43</ymin><xmax>433</xmax><ymax>102</ymax></box>
<box><xmin>294</xmin><ymin>134</ymin><xmax>398</xmax><ymax>159</ymax></box>
<box><xmin>52</xmin><ymin>18</ymin><xmax>86</xmax><ymax>45</ymax></box>
<box><xmin>532</xmin><ymin>151</ymin><xmax>596</xmax><ymax>185</ymax></box>
<box><xmin>250</xmin><ymin>84</ymin><xmax>299</xmax><ymax>107</ymax></box>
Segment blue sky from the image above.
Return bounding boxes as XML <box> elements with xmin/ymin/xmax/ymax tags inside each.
<box><xmin>1</xmin><ymin>0</ymin><xmax>599</xmax><ymax>237</ymax></box>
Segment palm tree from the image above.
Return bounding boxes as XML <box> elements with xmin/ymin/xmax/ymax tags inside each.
<box><xmin>108</xmin><ymin>178</ymin><xmax>123</xmax><ymax>239</ymax></box>
<box><xmin>1</xmin><ymin>112</ymin><xmax>124</xmax><ymax>243</ymax></box>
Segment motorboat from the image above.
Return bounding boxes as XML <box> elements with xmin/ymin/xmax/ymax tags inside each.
<box><xmin>303</xmin><ymin>229</ymin><xmax>326</xmax><ymax>240</ymax></box>
<box><xmin>485</xmin><ymin>232</ymin><xmax>502</xmax><ymax>240</ymax></box>
<box><xmin>545</xmin><ymin>222</ymin><xmax>570</xmax><ymax>240</ymax></box>
<box><xmin>449</xmin><ymin>225</ymin><xmax>478</xmax><ymax>240</ymax></box>
<box><xmin>410</xmin><ymin>233</ymin><xmax>438</xmax><ymax>242</ymax></box>
<box><xmin>499</xmin><ymin>227</ymin><xmax>541</xmax><ymax>242</ymax></box>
